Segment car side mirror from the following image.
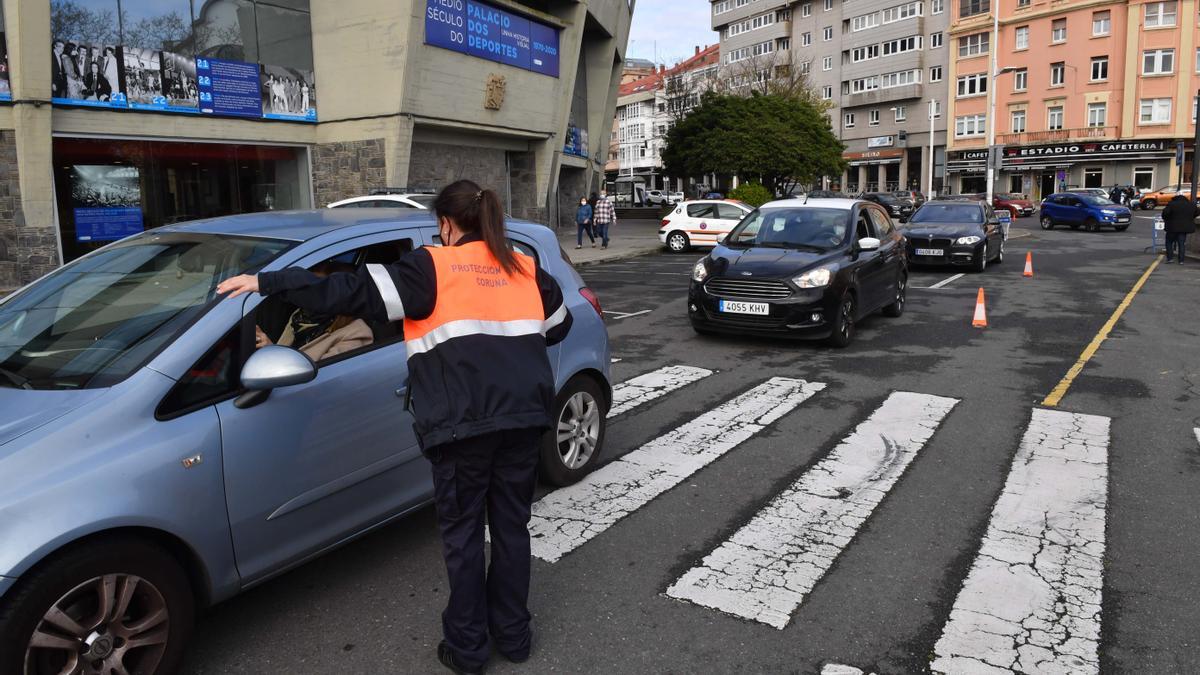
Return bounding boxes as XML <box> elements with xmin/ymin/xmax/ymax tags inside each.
<box><xmin>236</xmin><ymin>346</ymin><xmax>317</xmax><ymax>409</ymax></box>
<box><xmin>857</xmin><ymin>237</ymin><xmax>881</xmax><ymax>251</ymax></box>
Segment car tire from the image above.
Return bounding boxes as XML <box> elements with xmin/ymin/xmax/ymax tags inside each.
<box><xmin>1143</xmin><ymin>199</ymin><xmax>1157</xmax><ymax>209</ymax></box>
<box><xmin>666</xmin><ymin>231</ymin><xmax>690</xmax><ymax>253</ymax></box>
<box><xmin>827</xmin><ymin>292</ymin><xmax>856</xmax><ymax>348</ymax></box>
<box><xmin>1115</xmin><ymin>224</ymin><xmax>1129</xmax><ymax>232</ymax></box>
<box><xmin>1040</xmin><ymin>216</ymin><xmax>1054</xmax><ymax>230</ymax></box>
<box><xmin>973</xmin><ymin>245</ymin><xmax>988</xmax><ymax>273</ymax></box>
<box><xmin>882</xmin><ymin>273</ymin><xmax>907</xmax><ymax>317</ymax></box>
<box><xmin>994</xmin><ymin>238</ymin><xmax>1005</xmax><ymax>264</ymax></box>
<box><xmin>0</xmin><ymin>536</ymin><xmax>195</xmax><ymax>675</ymax></box>
<box><xmin>540</xmin><ymin>376</ymin><xmax>607</xmax><ymax>487</ymax></box>
<box><xmin>1085</xmin><ymin>218</ymin><xmax>1099</xmax><ymax>232</ymax></box>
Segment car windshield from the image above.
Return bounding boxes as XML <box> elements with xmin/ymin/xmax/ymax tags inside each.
<box><xmin>1079</xmin><ymin>195</ymin><xmax>1113</xmax><ymax>206</ymax></box>
<box><xmin>994</xmin><ymin>193</ymin><xmax>1019</xmax><ymax>200</ymax></box>
<box><xmin>909</xmin><ymin>204</ymin><xmax>982</xmax><ymax>224</ymax></box>
<box><xmin>0</xmin><ymin>233</ymin><xmax>293</xmax><ymax>390</ymax></box>
<box><xmin>725</xmin><ymin>207</ymin><xmax>850</xmax><ymax>250</ymax></box>
<box><xmin>408</xmin><ymin>195</ymin><xmax>436</xmax><ymax>208</ymax></box>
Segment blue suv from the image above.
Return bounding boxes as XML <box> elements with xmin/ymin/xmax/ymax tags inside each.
<box><xmin>0</xmin><ymin>210</ymin><xmax>610</xmax><ymax>674</ymax></box>
<box><xmin>1039</xmin><ymin>192</ymin><xmax>1132</xmax><ymax>232</ymax></box>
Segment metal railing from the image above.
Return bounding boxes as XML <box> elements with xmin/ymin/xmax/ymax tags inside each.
<box><xmin>995</xmin><ymin>126</ymin><xmax>1117</xmax><ymax>145</ymax></box>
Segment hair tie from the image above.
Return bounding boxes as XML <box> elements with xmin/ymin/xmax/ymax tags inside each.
<box><xmin>474</xmin><ymin>191</ymin><xmax>483</xmax><ymax>202</ymax></box>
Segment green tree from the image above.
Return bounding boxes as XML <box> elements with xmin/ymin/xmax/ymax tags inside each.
<box><xmin>727</xmin><ymin>182</ymin><xmax>773</xmax><ymax>207</ymax></box>
<box><xmin>662</xmin><ymin>92</ymin><xmax>846</xmax><ymax>196</ymax></box>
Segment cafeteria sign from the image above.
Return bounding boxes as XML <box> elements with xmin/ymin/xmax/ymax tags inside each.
<box><xmin>425</xmin><ymin>0</ymin><xmax>560</xmax><ymax>77</ymax></box>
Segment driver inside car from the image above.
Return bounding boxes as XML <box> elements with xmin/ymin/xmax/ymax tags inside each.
<box><xmin>254</xmin><ymin>261</ymin><xmax>374</xmax><ymax>362</ymax></box>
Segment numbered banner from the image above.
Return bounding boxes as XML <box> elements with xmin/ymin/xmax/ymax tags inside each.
<box><xmin>197</xmin><ymin>58</ymin><xmax>263</xmax><ymax>119</ymax></box>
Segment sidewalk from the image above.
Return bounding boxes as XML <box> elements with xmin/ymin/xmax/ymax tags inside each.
<box><xmin>557</xmin><ymin>219</ymin><xmax>664</xmax><ymax>266</ymax></box>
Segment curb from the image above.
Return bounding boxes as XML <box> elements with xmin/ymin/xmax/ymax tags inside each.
<box><xmin>570</xmin><ymin>245</ymin><xmax>664</xmax><ymax>267</ymax></box>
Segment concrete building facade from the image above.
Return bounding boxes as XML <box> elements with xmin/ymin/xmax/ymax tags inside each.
<box><xmin>945</xmin><ymin>0</ymin><xmax>1197</xmax><ymax>199</ymax></box>
<box><xmin>712</xmin><ymin>0</ymin><xmax>950</xmax><ymax>194</ymax></box>
<box><xmin>0</xmin><ymin>0</ymin><xmax>633</xmax><ymax>290</ymax></box>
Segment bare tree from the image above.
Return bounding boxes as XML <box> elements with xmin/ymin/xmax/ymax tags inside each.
<box><xmin>715</xmin><ymin>50</ymin><xmax>833</xmax><ymax>113</ymax></box>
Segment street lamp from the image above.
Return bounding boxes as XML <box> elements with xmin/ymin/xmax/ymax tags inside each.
<box><xmin>928</xmin><ymin>99</ymin><xmax>939</xmax><ymax>198</ymax></box>
<box><xmin>984</xmin><ymin>55</ymin><xmax>1021</xmax><ymax>204</ymax></box>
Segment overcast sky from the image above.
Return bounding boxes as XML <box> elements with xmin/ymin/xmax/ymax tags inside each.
<box><xmin>627</xmin><ymin>3</ymin><xmax>719</xmax><ymax>66</ymax></box>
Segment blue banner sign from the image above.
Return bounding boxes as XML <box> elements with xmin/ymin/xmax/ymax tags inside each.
<box><xmin>74</xmin><ymin>207</ymin><xmax>144</xmax><ymax>242</ymax></box>
<box><xmin>425</xmin><ymin>0</ymin><xmax>559</xmax><ymax>77</ymax></box>
<box><xmin>198</xmin><ymin>58</ymin><xmax>263</xmax><ymax>119</ymax></box>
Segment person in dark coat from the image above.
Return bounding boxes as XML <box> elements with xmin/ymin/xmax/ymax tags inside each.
<box><xmin>1162</xmin><ymin>193</ymin><xmax>1198</xmax><ymax>264</ymax></box>
<box><xmin>1109</xmin><ymin>186</ymin><xmax>1122</xmax><ymax>204</ymax></box>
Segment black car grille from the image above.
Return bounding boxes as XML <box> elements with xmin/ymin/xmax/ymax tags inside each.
<box><xmin>908</xmin><ymin>237</ymin><xmax>954</xmax><ymax>249</ymax></box>
<box><xmin>702</xmin><ymin>309</ymin><xmax>789</xmax><ymax>330</ymax></box>
<box><xmin>704</xmin><ymin>277</ymin><xmax>793</xmax><ymax>300</ymax></box>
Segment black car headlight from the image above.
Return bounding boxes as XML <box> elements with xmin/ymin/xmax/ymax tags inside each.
<box><xmin>956</xmin><ymin>236</ymin><xmax>982</xmax><ymax>245</ymax></box>
<box><xmin>793</xmin><ymin>265</ymin><xmax>835</xmax><ymax>289</ymax></box>
<box><xmin>692</xmin><ymin>259</ymin><xmax>709</xmax><ymax>282</ymax></box>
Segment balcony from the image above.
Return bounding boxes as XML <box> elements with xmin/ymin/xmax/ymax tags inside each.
<box><xmin>996</xmin><ymin>126</ymin><xmax>1118</xmax><ymax>145</ymax></box>
<box><xmin>842</xmin><ymin>84</ymin><xmax>924</xmax><ymax>109</ymax></box>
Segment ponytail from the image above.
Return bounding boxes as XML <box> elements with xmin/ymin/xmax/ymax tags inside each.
<box><xmin>433</xmin><ymin>179</ymin><xmax>523</xmax><ymax>276</ymax></box>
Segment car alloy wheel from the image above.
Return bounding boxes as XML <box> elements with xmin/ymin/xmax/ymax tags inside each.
<box><xmin>996</xmin><ymin>238</ymin><xmax>1005</xmax><ymax>264</ymax></box>
<box><xmin>883</xmin><ymin>274</ymin><xmax>906</xmax><ymax>317</ymax></box>
<box><xmin>828</xmin><ymin>293</ymin><xmax>855</xmax><ymax>348</ymax></box>
<box><xmin>557</xmin><ymin>390</ymin><xmax>600</xmax><ymax>471</ymax></box>
<box><xmin>667</xmin><ymin>232</ymin><xmax>689</xmax><ymax>253</ymax></box>
<box><xmin>1143</xmin><ymin>199</ymin><xmax>1157</xmax><ymax>209</ymax></box>
<box><xmin>25</xmin><ymin>574</ymin><xmax>169</xmax><ymax>675</ymax></box>
<box><xmin>974</xmin><ymin>245</ymin><xmax>988</xmax><ymax>273</ymax></box>
<box><xmin>1085</xmin><ymin>218</ymin><xmax>1099</xmax><ymax>233</ymax></box>
<box><xmin>1040</xmin><ymin>216</ymin><xmax>1054</xmax><ymax>230</ymax></box>
<box><xmin>540</xmin><ymin>377</ymin><xmax>608</xmax><ymax>486</ymax></box>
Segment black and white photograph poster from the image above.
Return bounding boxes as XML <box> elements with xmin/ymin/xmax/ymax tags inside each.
<box><xmin>123</xmin><ymin>47</ymin><xmax>164</xmax><ymax>109</ymax></box>
<box><xmin>52</xmin><ymin>41</ymin><xmax>125</xmax><ymax>107</ymax></box>
<box><xmin>260</xmin><ymin>64</ymin><xmax>317</xmax><ymax>121</ymax></box>
<box><xmin>70</xmin><ymin>165</ymin><xmax>145</xmax><ymax>242</ymax></box>
<box><xmin>161</xmin><ymin>51</ymin><xmax>200</xmax><ymax>112</ymax></box>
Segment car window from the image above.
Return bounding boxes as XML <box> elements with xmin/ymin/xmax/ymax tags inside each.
<box><xmin>717</xmin><ymin>203</ymin><xmax>747</xmax><ymax>220</ymax></box>
<box><xmin>331</xmin><ymin>201</ymin><xmax>363</xmax><ymax>208</ymax></box>
<box><xmin>0</xmin><ymin>234</ymin><xmax>292</xmax><ymax>390</ymax></box>
<box><xmin>855</xmin><ymin>210</ymin><xmax>876</xmax><ymax>241</ymax></box>
<box><xmin>375</xmin><ymin>200</ymin><xmax>415</xmax><ymax>208</ymax></box>
<box><xmin>908</xmin><ymin>204</ymin><xmax>983</xmax><ymax>223</ymax></box>
<box><xmin>868</xmin><ymin>208</ymin><xmax>894</xmax><ymax>235</ymax></box>
<box><xmin>687</xmin><ymin>203</ymin><xmax>718</xmax><ymax>219</ymax></box>
<box><xmin>157</xmin><ymin>324</ymin><xmax>243</xmax><ymax>419</ymax></box>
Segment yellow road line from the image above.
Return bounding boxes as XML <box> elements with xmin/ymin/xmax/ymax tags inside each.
<box><xmin>1042</xmin><ymin>256</ymin><xmax>1162</xmax><ymax>407</ymax></box>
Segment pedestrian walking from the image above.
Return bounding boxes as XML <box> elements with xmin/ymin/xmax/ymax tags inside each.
<box><xmin>575</xmin><ymin>196</ymin><xmax>595</xmax><ymax>249</ymax></box>
<box><xmin>1162</xmin><ymin>193</ymin><xmax>1198</xmax><ymax>264</ymax></box>
<box><xmin>592</xmin><ymin>190</ymin><xmax>616</xmax><ymax>250</ymax></box>
<box><xmin>217</xmin><ymin>179</ymin><xmax>573</xmax><ymax>674</ymax></box>
<box><xmin>1109</xmin><ymin>186</ymin><xmax>1122</xmax><ymax>205</ymax></box>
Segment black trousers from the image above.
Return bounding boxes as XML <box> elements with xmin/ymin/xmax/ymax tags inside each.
<box><xmin>1166</xmin><ymin>232</ymin><xmax>1188</xmax><ymax>261</ymax></box>
<box><xmin>427</xmin><ymin>427</ymin><xmax>541</xmax><ymax>669</ymax></box>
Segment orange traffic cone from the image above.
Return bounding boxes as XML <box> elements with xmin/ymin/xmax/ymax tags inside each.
<box><xmin>972</xmin><ymin>288</ymin><xmax>988</xmax><ymax>328</ymax></box>
<box><xmin>1023</xmin><ymin>252</ymin><xmax>1034</xmax><ymax>277</ymax></box>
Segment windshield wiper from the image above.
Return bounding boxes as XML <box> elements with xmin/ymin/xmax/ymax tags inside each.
<box><xmin>0</xmin><ymin>366</ymin><xmax>32</xmax><ymax>390</ymax></box>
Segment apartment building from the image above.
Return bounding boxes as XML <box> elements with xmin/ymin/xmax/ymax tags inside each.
<box><xmin>945</xmin><ymin>0</ymin><xmax>1198</xmax><ymax>199</ymax></box>
<box><xmin>712</xmin><ymin>0</ymin><xmax>950</xmax><ymax>194</ymax></box>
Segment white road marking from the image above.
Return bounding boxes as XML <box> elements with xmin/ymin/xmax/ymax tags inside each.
<box><xmin>610</xmin><ymin>357</ymin><xmax>622</xmax><ymax>363</ymax></box>
<box><xmin>602</xmin><ymin>309</ymin><xmax>652</xmax><ymax>320</ymax></box>
<box><xmin>931</xmin><ymin>408</ymin><xmax>1110</xmax><ymax>675</ymax></box>
<box><xmin>666</xmin><ymin>392</ymin><xmax>958</xmax><ymax>629</ymax></box>
<box><xmin>925</xmin><ymin>273</ymin><xmax>966</xmax><ymax>289</ymax></box>
<box><xmin>528</xmin><ymin>377</ymin><xmax>825</xmax><ymax>563</ymax></box>
<box><xmin>1194</xmin><ymin>427</ymin><xmax>1199</xmax><ymax>447</ymax></box>
<box><xmin>821</xmin><ymin>666</ymin><xmax>876</xmax><ymax>675</ymax></box>
<box><xmin>607</xmin><ymin>365</ymin><xmax>713</xmax><ymax>418</ymax></box>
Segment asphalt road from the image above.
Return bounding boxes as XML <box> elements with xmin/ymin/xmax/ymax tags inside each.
<box><xmin>182</xmin><ymin>212</ymin><xmax>1200</xmax><ymax>674</ymax></box>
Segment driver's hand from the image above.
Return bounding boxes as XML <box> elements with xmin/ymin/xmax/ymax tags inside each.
<box><xmin>217</xmin><ymin>274</ymin><xmax>259</xmax><ymax>298</ymax></box>
<box><xmin>254</xmin><ymin>326</ymin><xmax>272</xmax><ymax>349</ymax></box>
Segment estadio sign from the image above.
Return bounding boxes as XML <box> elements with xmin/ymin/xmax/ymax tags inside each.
<box><xmin>1004</xmin><ymin>140</ymin><xmax>1170</xmax><ymax>160</ymax></box>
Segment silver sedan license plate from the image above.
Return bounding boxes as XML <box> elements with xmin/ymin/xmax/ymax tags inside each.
<box><xmin>916</xmin><ymin>248</ymin><xmax>943</xmax><ymax>256</ymax></box>
<box><xmin>719</xmin><ymin>300</ymin><xmax>769</xmax><ymax>315</ymax></box>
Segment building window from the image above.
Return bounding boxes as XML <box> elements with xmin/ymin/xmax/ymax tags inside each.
<box><xmin>823</xmin><ymin>56</ymin><xmax>833</xmax><ymax>70</ymax></box>
<box><xmin>881</xmin><ymin>36</ymin><xmax>923</xmax><ymax>56</ymax></box>
<box><xmin>959</xmin><ymin>0</ymin><xmax>989</xmax><ymax>18</ymax></box>
<box><xmin>958</xmin><ymin>33</ymin><xmax>988</xmax><ymax>58</ymax></box>
<box><xmin>869</xmin><ymin>109</ymin><xmax>880</xmax><ymax>126</ymax></box>
<box><xmin>1139</xmin><ymin>98</ymin><xmax>1172</xmax><ymax>123</ymax></box>
<box><xmin>802</xmin><ymin>32</ymin><xmax>812</xmax><ymax>46</ymax></box>
<box><xmin>957</xmin><ymin>73</ymin><xmax>988</xmax><ymax>97</ymax></box>
<box><xmin>882</xmin><ymin>2</ymin><xmax>923</xmax><ymax>23</ymax></box>
<box><xmin>931</xmin><ymin>32</ymin><xmax>943</xmax><ymax>48</ymax></box>
<box><xmin>1084</xmin><ymin>168</ymin><xmax>1104</xmax><ymax>188</ymax></box>
<box><xmin>825</xmin><ymin>0</ymin><xmax>833</xmax><ymax>10</ymax></box>
<box><xmin>1014</xmin><ymin>68</ymin><xmax>1027</xmax><ymax>90</ymax></box>
<box><xmin>802</xmin><ymin>2</ymin><xmax>812</xmax><ymax>16</ymax></box>
<box><xmin>822</xmin><ymin>85</ymin><xmax>833</xmax><ymax>99</ymax></box>
<box><xmin>895</xmin><ymin>105</ymin><xmax>907</xmax><ymax>121</ymax></box>
<box><xmin>1133</xmin><ymin>167</ymin><xmax>1154</xmax><ymax>190</ymax></box>
<box><xmin>778</xmin><ymin>37</ymin><xmax>792</xmax><ymax>50</ymax></box>
<box><xmin>714</xmin><ymin>1</ymin><xmax>732</xmax><ymax>14</ymax></box>
<box><xmin>932</xmin><ymin>0</ymin><xmax>944</xmax><ymax>13</ymax></box>
<box><xmin>955</xmin><ymin>114</ymin><xmax>987</xmax><ymax>137</ymax></box>
<box><xmin>1011</xmin><ymin>109</ymin><xmax>1026</xmax><ymax>133</ymax></box>
<box><xmin>852</xmin><ymin>44</ymin><xmax>881</xmax><ymax>62</ymax></box>
<box><xmin>1144</xmin><ymin>1</ymin><xmax>1177</xmax><ymax>27</ymax></box>
<box><xmin>1091</xmin><ymin>56</ymin><xmax>1108</xmax><ymax>81</ymax></box>
<box><xmin>930</xmin><ymin>65</ymin><xmax>943</xmax><ymax>81</ymax></box>
<box><xmin>823</xmin><ymin>26</ymin><xmax>834</xmax><ymax>41</ymax></box>
<box><xmin>801</xmin><ymin>60</ymin><xmax>811</xmax><ymax>74</ymax></box>
<box><xmin>851</xmin><ymin>12</ymin><xmax>881</xmax><ymax>31</ymax></box>
<box><xmin>1017</xmin><ymin>0</ymin><xmax>1030</xmax><ymax>7</ymax></box>
<box><xmin>1092</xmin><ymin>10</ymin><xmax>1111</xmax><ymax>35</ymax></box>
<box><xmin>1015</xmin><ymin>26</ymin><xmax>1029</xmax><ymax>50</ymax></box>
<box><xmin>931</xmin><ymin>100</ymin><xmax>942</xmax><ymax>117</ymax></box>
<box><xmin>1143</xmin><ymin>49</ymin><xmax>1175</xmax><ymax>75</ymax></box>
<box><xmin>1087</xmin><ymin>102</ymin><xmax>1107</xmax><ymax>127</ymax></box>
<box><xmin>1050</xmin><ymin>62</ymin><xmax>1065</xmax><ymax>86</ymax></box>
<box><xmin>1051</xmin><ymin>18</ymin><xmax>1067</xmax><ymax>43</ymax></box>
<box><xmin>1047</xmin><ymin>106</ymin><xmax>1064</xmax><ymax>130</ymax></box>
<box><xmin>845</xmin><ymin>112</ymin><xmax>856</xmax><ymax>128</ymax></box>
<box><xmin>1192</xmin><ymin>96</ymin><xmax>1198</xmax><ymax>123</ymax></box>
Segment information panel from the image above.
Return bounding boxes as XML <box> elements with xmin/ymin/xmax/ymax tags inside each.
<box><xmin>70</xmin><ymin>165</ymin><xmax>145</xmax><ymax>242</ymax></box>
<box><xmin>425</xmin><ymin>0</ymin><xmax>559</xmax><ymax>77</ymax></box>
<box><xmin>197</xmin><ymin>58</ymin><xmax>263</xmax><ymax>119</ymax></box>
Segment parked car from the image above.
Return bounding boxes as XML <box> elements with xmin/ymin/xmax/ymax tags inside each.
<box><xmin>1067</xmin><ymin>188</ymin><xmax>1112</xmax><ymax>201</ymax></box>
<box><xmin>893</xmin><ymin>190</ymin><xmax>926</xmax><ymax>209</ymax></box>
<box><xmin>646</xmin><ymin>189</ymin><xmax>671</xmax><ymax>206</ymax></box>
<box><xmin>0</xmin><ymin>210</ymin><xmax>611</xmax><ymax>674</ymax></box>
<box><xmin>1138</xmin><ymin>186</ymin><xmax>1193</xmax><ymax>210</ymax></box>
<box><xmin>688</xmin><ymin>197</ymin><xmax>908</xmax><ymax>347</ymax></box>
<box><xmin>901</xmin><ymin>200</ymin><xmax>1005</xmax><ymax>272</ymax></box>
<box><xmin>328</xmin><ymin>191</ymin><xmax>436</xmax><ymax>209</ymax></box>
<box><xmin>659</xmin><ymin>199</ymin><xmax>754</xmax><ymax>252</ymax></box>
<box><xmin>860</xmin><ymin>192</ymin><xmax>914</xmax><ymax>222</ymax></box>
<box><xmin>990</xmin><ymin>192</ymin><xmax>1037</xmax><ymax>218</ymax></box>
<box><xmin>702</xmin><ymin>192</ymin><xmax>725</xmax><ymax>199</ymax></box>
<box><xmin>1040</xmin><ymin>192</ymin><xmax>1132</xmax><ymax>231</ymax></box>
<box><xmin>668</xmin><ymin>191</ymin><xmax>686</xmax><ymax>204</ymax></box>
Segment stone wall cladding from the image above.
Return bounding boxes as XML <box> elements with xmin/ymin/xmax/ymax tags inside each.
<box><xmin>409</xmin><ymin>141</ymin><xmax>509</xmax><ymax>203</ymax></box>
<box><xmin>313</xmin><ymin>138</ymin><xmax>388</xmax><ymax>207</ymax></box>
<box><xmin>0</xmin><ymin>130</ymin><xmax>55</xmax><ymax>288</ymax></box>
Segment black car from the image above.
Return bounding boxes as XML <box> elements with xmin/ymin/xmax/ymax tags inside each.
<box><xmin>860</xmin><ymin>192</ymin><xmax>914</xmax><ymax>222</ymax></box>
<box><xmin>689</xmin><ymin>199</ymin><xmax>907</xmax><ymax>347</ymax></box>
<box><xmin>901</xmin><ymin>200</ymin><xmax>1005</xmax><ymax>272</ymax></box>
<box><xmin>893</xmin><ymin>190</ymin><xmax>927</xmax><ymax>209</ymax></box>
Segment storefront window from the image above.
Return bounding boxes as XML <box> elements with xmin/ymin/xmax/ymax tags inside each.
<box><xmin>53</xmin><ymin>137</ymin><xmax>310</xmax><ymax>262</ymax></box>
<box><xmin>0</xmin><ymin>3</ymin><xmax>10</xmax><ymax>100</ymax></box>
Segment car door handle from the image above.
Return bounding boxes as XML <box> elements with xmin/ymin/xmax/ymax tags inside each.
<box><xmin>395</xmin><ymin>387</ymin><xmax>407</xmax><ymax>398</ymax></box>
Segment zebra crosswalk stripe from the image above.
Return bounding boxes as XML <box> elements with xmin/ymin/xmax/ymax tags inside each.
<box><xmin>931</xmin><ymin>408</ymin><xmax>1110</xmax><ymax>674</ymax></box>
<box><xmin>529</xmin><ymin>377</ymin><xmax>825</xmax><ymax>563</ymax></box>
<box><xmin>665</xmin><ymin>391</ymin><xmax>958</xmax><ymax>629</ymax></box>
<box><xmin>607</xmin><ymin>365</ymin><xmax>714</xmax><ymax>418</ymax></box>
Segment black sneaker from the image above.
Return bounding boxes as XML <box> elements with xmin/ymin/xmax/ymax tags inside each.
<box><xmin>438</xmin><ymin>641</ymin><xmax>485</xmax><ymax>674</ymax></box>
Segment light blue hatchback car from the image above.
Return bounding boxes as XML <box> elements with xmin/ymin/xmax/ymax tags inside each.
<box><xmin>0</xmin><ymin>210</ymin><xmax>610</xmax><ymax>674</ymax></box>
